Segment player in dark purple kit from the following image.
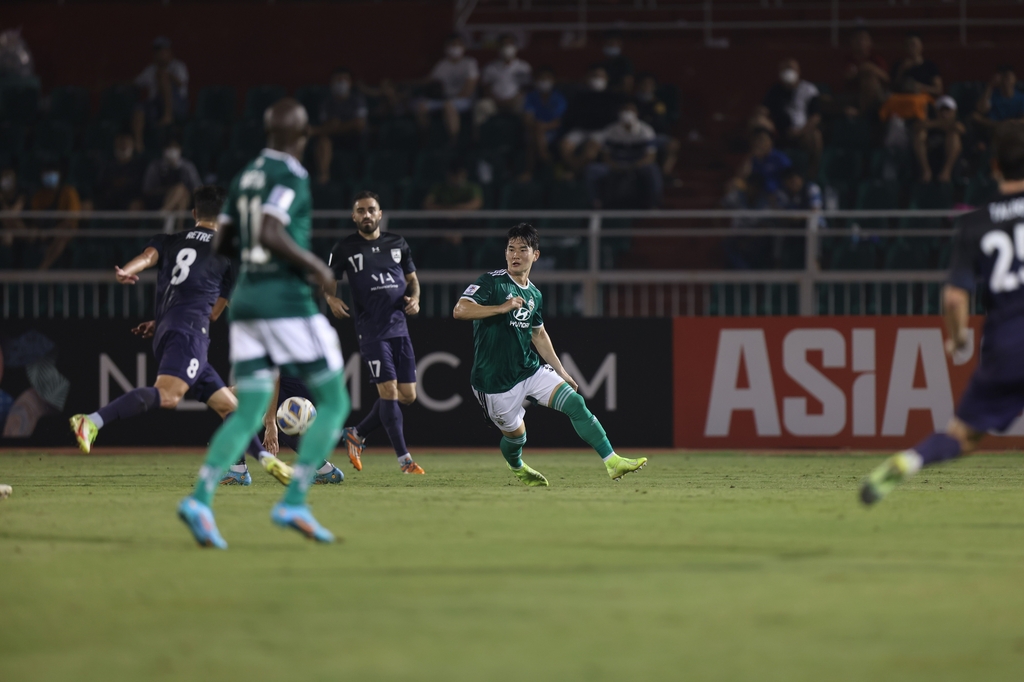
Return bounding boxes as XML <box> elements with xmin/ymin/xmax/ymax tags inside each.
<box><xmin>861</xmin><ymin>123</ymin><xmax>1024</xmax><ymax>504</ymax></box>
<box><xmin>69</xmin><ymin>186</ymin><xmax>291</xmax><ymax>487</ymax></box>
<box><xmin>324</xmin><ymin>190</ymin><xmax>425</xmax><ymax>474</ymax></box>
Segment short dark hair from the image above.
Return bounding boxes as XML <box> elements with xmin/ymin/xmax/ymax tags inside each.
<box><xmin>193</xmin><ymin>185</ymin><xmax>226</xmax><ymax>220</ymax></box>
<box><xmin>507</xmin><ymin>222</ymin><xmax>539</xmax><ymax>251</ymax></box>
<box><xmin>995</xmin><ymin>123</ymin><xmax>1024</xmax><ymax>181</ymax></box>
<box><xmin>352</xmin><ymin>189</ymin><xmax>380</xmax><ymax>206</ymax></box>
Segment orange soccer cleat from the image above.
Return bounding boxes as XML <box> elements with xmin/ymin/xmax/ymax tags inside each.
<box><xmin>342</xmin><ymin>427</ymin><xmax>364</xmax><ymax>471</ymax></box>
<box><xmin>401</xmin><ymin>460</ymin><xmax>425</xmax><ymax>475</ymax></box>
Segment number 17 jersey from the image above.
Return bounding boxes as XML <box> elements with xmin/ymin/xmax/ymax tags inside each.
<box><xmin>219</xmin><ymin>148</ymin><xmax>318</xmax><ymax>321</ymax></box>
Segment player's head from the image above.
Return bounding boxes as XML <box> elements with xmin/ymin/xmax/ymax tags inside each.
<box><xmin>993</xmin><ymin>123</ymin><xmax>1024</xmax><ymax>182</ymax></box>
<box><xmin>264</xmin><ymin>98</ymin><xmax>310</xmax><ymax>157</ymax></box>
<box><xmin>192</xmin><ymin>185</ymin><xmax>227</xmax><ymax>226</ymax></box>
<box><xmin>506</xmin><ymin>222</ymin><xmax>540</xmax><ymax>276</ymax></box>
<box><xmin>352</xmin><ymin>190</ymin><xmax>382</xmax><ymax>235</ymax></box>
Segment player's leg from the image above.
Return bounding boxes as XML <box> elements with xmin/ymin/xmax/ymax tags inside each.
<box><xmin>205</xmin><ymin>383</ymin><xmax>292</xmax><ymax>486</ymax></box>
<box><xmin>539</xmin><ymin>368</ymin><xmax>647</xmax><ymax>481</ymax></box>
<box><xmin>477</xmin><ymin>385</ymin><xmax>548</xmax><ymax>486</ymax></box>
<box><xmin>273</xmin><ymin>375</ymin><xmax>345</xmax><ymax>484</ymax></box>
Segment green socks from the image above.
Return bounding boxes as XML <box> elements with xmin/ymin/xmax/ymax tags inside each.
<box><xmin>551</xmin><ymin>384</ymin><xmax>614</xmax><ymax>458</ymax></box>
<box><xmin>500</xmin><ymin>432</ymin><xmax>527</xmax><ymax>469</ymax></box>
<box><xmin>283</xmin><ymin>370</ymin><xmax>350</xmax><ymax>506</ymax></box>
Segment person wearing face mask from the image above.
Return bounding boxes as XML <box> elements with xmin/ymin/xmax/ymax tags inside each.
<box><xmin>584</xmin><ymin>103</ymin><xmax>662</xmax><ymax>209</ymax></box>
<box><xmin>599</xmin><ymin>31</ymin><xmax>634</xmax><ymax>94</ymax></box>
<box><xmin>760</xmin><ymin>58</ymin><xmax>822</xmax><ymax>177</ymax></box>
<box><xmin>96</xmin><ymin>134</ymin><xmax>147</xmax><ymax>210</ymax></box>
<box><xmin>310</xmin><ymin>67</ymin><xmax>368</xmax><ymax>185</ymax></box>
<box><xmin>524</xmin><ymin>66</ymin><xmax>568</xmax><ymax>169</ymax></box>
<box><xmin>142</xmin><ymin>139</ymin><xmax>202</xmax><ymax>212</ymax></box>
<box><xmin>29</xmin><ymin>163</ymin><xmax>81</xmax><ymax>270</ymax></box>
<box><xmin>559</xmin><ymin>65</ymin><xmax>627</xmax><ymax>173</ymax></box>
<box><xmin>0</xmin><ymin>168</ymin><xmax>28</xmax><ymax>259</ymax></box>
<box><xmin>477</xmin><ymin>34</ymin><xmax>532</xmax><ymax>126</ymax></box>
<box><xmin>416</xmin><ymin>34</ymin><xmax>479</xmax><ymax>142</ymax></box>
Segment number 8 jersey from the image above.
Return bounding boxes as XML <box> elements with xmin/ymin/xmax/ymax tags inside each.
<box><xmin>219</xmin><ymin>148</ymin><xmax>317</xmax><ymax>321</ymax></box>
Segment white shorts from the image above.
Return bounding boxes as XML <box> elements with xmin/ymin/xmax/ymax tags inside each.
<box><xmin>474</xmin><ymin>365</ymin><xmax>567</xmax><ymax>433</ymax></box>
<box><xmin>230</xmin><ymin>314</ymin><xmax>343</xmax><ymax>373</ymax></box>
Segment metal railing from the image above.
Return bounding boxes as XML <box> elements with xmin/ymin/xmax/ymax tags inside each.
<box><xmin>0</xmin><ymin>208</ymin><xmax>968</xmax><ymax>319</ymax></box>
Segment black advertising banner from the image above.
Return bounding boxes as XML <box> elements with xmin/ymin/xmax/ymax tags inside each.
<box><xmin>0</xmin><ymin>317</ymin><xmax>672</xmax><ymax>448</ymax></box>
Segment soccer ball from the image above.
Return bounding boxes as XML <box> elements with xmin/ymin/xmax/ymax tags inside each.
<box><xmin>276</xmin><ymin>397</ymin><xmax>317</xmax><ymax>436</ymax></box>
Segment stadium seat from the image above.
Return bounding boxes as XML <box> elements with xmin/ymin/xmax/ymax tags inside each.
<box><xmin>196</xmin><ymin>86</ymin><xmax>237</xmax><ymax>125</ymax></box>
<box><xmin>215</xmin><ymin>150</ymin><xmax>252</xmax><ymax>184</ymax></box>
<box><xmin>828</xmin><ymin>117</ymin><xmax>870</xmax><ymax>150</ymax></box>
<box><xmin>540</xmin><ymin>179</ymin><xmax>590</xmax><ymax>269</ymax></box>
<box><xmin>884</xmin><ymin>238</ymin><xmax>931</xmax><ymax>270</ymax></box>
<box><xmin>363</xmin><ymin>151</ymin><xmax>409</xmax><ymax>186</ymax></box>
<box><xmin>47</xmin><ymin>86</ymin><xmax>90</xmax><ymax>127</ymax></box>
<box><xmin>98</xmin><ymin>85</ymin><xmax>138</xmax><ymax>127</ymax></box>
<box><xmin>377</xmin><ymin>118</ymin><xmax>419</xmax><ymax>151</ymax></box>
<box><xmin>295</xmin><ymin>85</ymin><xmax>328</xmax><ymax>121</ymax></box>
<box><xmin>818</xmin><ymin>148</ymin><xmax>862</xmax><ymax>208</ymax></box>
<box><xmin>68</xmin><ymin>153</ymin><xmax>100</xmax><ymax>201</ymax></box>
<box><xmin>181</xmin><ymin>120</ymin><xmax>226</xmax><ymax>175</ymax></box>
<box><xmin>903</xmin><ymin>182</ymin><xmax>954</xmax><ymax>230</ymax></box>
<box><xmin>243</xmin><ymin>85</ymin><xmax>287</xmax><ymax>121</ymax></box>
<box><xmin>229</xmin><ymin>119</ymin><xmax>265</xmax><ymax>156</ymax></box>
<box><xmin>499</xmin><ymin>180</ymin><xmax>544</xmax><ymax>213</ymax></box>
<box><xmin>479</xmin><ymin>113</ymin><xmax>523</xmax><ymax>152</ymax></box>
<box><xmin>965</xmin><ymin>172</ymin><xmax>999</xmax><ymax>207</ymax></box>
<box><xmin>0</xmin><ymin>84</ymin><xmax>40</xmax><ymax>125</ymax></box>
<box><xmin>826</xmin><ymin>239</ymin><xmax>879</xmax><ymax>270</ymax></box>
<box><xmin>417</xmin><ymin>239</ymin><xmax>470</xmax><ymax>270</ymax></box>
<box><xmin>412</xmin><ymin>149</ymin><xmax>454</xmax><ymax>189</ymax></box>
<box><xmin>330</xmin><ymin>150</ymin><xmax>360</xmax><ymax>185</ymax></box>
<box><xmin>948</xmin><ymin>81</ymin><xmax>985</xmax><ymax>121</ymax></box>
<box><xmin>0</xmin><ymin>123</ymin><xmax>27</xmax><ymax>157</ymax></box>
<box><xmin>310</xmin><ymin>181</ymin><xmax>349</xmax><ymax>252</ymax></box>
<box><xmin>81</xmin><ymin>120</ymin><xmax>118</xmax><ymax>154</ymax></box>
<box><xmin>32</xmin><ymin>121</ymin><xmax>75</xmax><ymax>159</ymax></box>
<box><xmin>855</xmin><ymin>179</ymin><xmax>900</xmax><ymax>229</ymax></box>
<box><xmin>868</xmin><ymin>147</ymin><xmax>913</xmax><ymax>186</ymax></box>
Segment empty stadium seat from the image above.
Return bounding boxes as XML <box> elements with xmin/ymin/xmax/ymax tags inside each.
<box><xmin>229</xmin><ymin>119</ymin><xmax>265</xmax><ymax>156</ymax></box>
<box><xmin>363</xmin><ymin>151</ymin><xmax>409</xmax><ymax>186</ymax></box>
<box><xmin>0</xmin><ymin>84</ymin><xmax>40</xmax><ymax>125</ymax></box>
<box><xmin>98</xmin><ymin>85</ymin><xmax>138</xmax><ymax>127</ymax></box>
<box><xmin>81</xmin><ymin>120</ymin><xmax>118</xmax><ymax>154</ymax></box>
<box><xmin>243</xmin><ymin>85</ymin><xmax>287</xmax><ymax>121</ymax></box>
<box><xmin>827</xmin><ymin>239</ymin><xmax>878</xmax><ymax>270</ymax></box>
<box><xmin>855</xmin><ymin>179</ymin><xmax>900</xmax><ymax>229</ymax></box>
<box><xmin>479</xmin><ymin>113</ymin><xmax>523</xmax><ymax>152</ymax></box>
<box><xmin>884</xmin><ymin>238</ymin><xmax>931</xmax><ymax>270</ymax></box>
<box><xmin>818</xmin><ymin>148</ymin><xmax>863</xmax><ymax>208</ymax></box>
<box><xmin>294</xmin><ymin>85</ymin><xmax>328</xmax><ymax>121</ymax></box>
<box><xmin>828</xmin><ymin>117</ymin><xmax>870</xmax><ymax>150</ymax></box>
<box><xmin>47</xmin><ymin>86</ymin><xmax>90</xmax><ymax>127</ymax></box>
<box><xmin>196</xmin><ymin>86</ymin><xmax>237</xmax><ymax>125</ymax></box>
<box><xmin>33</xmin><ymin>121</ymin><xmax>75</xmax><ymax>159</ymax></box>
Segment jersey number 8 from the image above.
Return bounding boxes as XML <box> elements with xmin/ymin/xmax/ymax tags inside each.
<box><xmin>238</xmin><ymin>196</ymin><xmax>271</xmax><ymax>265</ymax></box>
<box><xmin>170</xmin><ymin>248</ymin><xmax>197</xmax><ymax>285</ymax></box>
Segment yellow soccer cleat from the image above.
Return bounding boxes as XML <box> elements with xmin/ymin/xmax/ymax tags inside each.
<box><xmin>262</xmin><ymin>455</ymin><xmax>293</xmax><ymax>486</ymax></box>
<box><xmin>605</xmin><ymin>454</ymin><xmax>648</xmax><ymax>481</ymax></box>
<box><xmin>69</xmin><ymin>414</ymin><xmax>98</xmax><ymax>454</ymax></box>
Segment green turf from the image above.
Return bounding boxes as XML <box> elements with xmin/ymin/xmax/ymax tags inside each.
<box><xmin>2</xmin><ymin>451</ymin><xmax>1024</xmax><ymax>682</ymax></box>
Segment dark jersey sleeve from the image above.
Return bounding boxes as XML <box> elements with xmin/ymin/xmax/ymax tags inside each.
<box><xmin>328</xmin><ymin>241</ymin><xmax>348</xmax><ymax>282</ymax></box>
<box><xmin>218</xmin><ymin>259</ymin><xmax>237</xmax><ymax>299</ymax></box>
<box><xmin>400</xmin><ymin>237</ymin><xmax>416</xmax><ymax>275</ymax></box>
<box><xmin>948</xmin><ymin>215</ymin><xmax>980</xmax><ymax>292</ymax></box>
<box><xmin>462</xmin><ymin>274</ymin><xmax>494</xmax><ymax>305</ymax></box>
<box><xmin>146</xmin><ymin>233</ymin><xmax>167</xmax><ymax>261</ymax></box>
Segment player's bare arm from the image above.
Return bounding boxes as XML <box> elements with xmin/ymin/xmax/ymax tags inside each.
<box><xmin>322</xmin><ymin>279</ymin><xmax>351</xmax><ymax>319</ymax></box>
<box><xmin>531</xmin><ymin>325</ymin><xmax>579</xmax><ymax>392</ymax></box>
<box><xmin>941</xmin><ymin>284</ymin><xmax>970</xmax><ymax>358</ymax></box>
<box><xmin>131</xmin><ymin>320</ymin><xmax>156</xmax><ymax>338</ymax></box>
<box><xmin>210</xmin><ymin>297</ymin><xmax>229</xmax><ymax>322</ymax></box>
<box><xmin>404</xmin><ymin>272</ymin><xmax>420</xmax><ymax>315</ymax></box>
<box><xmin>115</xmin><ymin>247</ymin><xmax>159</xmax><ymax>284</ymax></box>
<box><xmin>453</xmin><ymin>295</ymin><xmax>524</xmax><ymax>320</ymax></box>
<box><xmin>262</xmin><ymin>375</ymin><xmax>282</xmax><ymax>455</ymax></box>
<box><xmin>259</xmin><ymin>215</ymin><xmax>334</xmax><ymax>287</ymax></box>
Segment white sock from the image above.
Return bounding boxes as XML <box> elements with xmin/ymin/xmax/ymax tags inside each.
<box><xmin>88</xmin><ymin>413</ymin><xmax>104</xmax><ymax>429</ymax></box>
<box><xmin>601</xmin><ymin>452</ymin><xmax>616</xmax><ymax>462</ymax></box>
<box><xmin>229</xmin><ymin>464</ymin><xmax>248</xmax><ymax>473</ymax></box>
<box><xmin>397</xmin><ymin>453</ymin><xmax>412</xmax><ymax>466</ymax></box>
<box><xmin>256</xmin><ymin>451</ymin><xmax>271</xmax><ymax>464</ymax></box>
<box><xmin>317</xmin><ymin>462</ymin><xmax>335</xmax><ymax>475</ymax></box>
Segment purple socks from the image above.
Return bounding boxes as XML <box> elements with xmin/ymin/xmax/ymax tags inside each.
<box><xmin>356</xmin><ymin>399</ymin><xmax>383</xmax><ymax>437</ymax></box>
<box><xmin>912</xmin><ymin>432</ymin><xmax>962</xmax><ymax>466</ymax></box>
<box><xmin>95</xmin><ymin>387</ymin><xmax>160</xmax><ymax>427</ymax></box>
<box><xmin>378</xmin><ymin>399</ymin><xmax>409</xmax><ymax>457</ymax></box>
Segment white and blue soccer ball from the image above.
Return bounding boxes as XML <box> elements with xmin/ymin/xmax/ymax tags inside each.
<box><xmin>276</xmin><ymin>396</ymin><xmax>317</xmax><ymax>436</ymax></box>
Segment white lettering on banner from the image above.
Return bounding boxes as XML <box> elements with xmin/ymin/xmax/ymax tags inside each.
<box><xmin>881</xmin><ymin>329</ymin><xmax>953</xmax><ymax>435</ymax></box>
<box><xmin>99</xmin><ymin>353</ymin><xmax>142</xmax><ymax>406</ymax></box>
<box><xmin>416</xmin><ymin>352</ymin><xmax>463</xmax><ymax>411</ymax></box>
<box><xmin>561</xmin><ymin>353</ymin><xmax>617</xmax><ymax>411</ymax></box>
<box><xmin>344</xmin><ymin>352</ymin><xmax>361</xmax><ymax>411</ymax></box>
<box><xmin>705</xmin><ymin>330</ymin><xmax>781</xmax><ymax>436</ymax></box>
<box><xmin>782</xmin><ymin>330</ymin><xmax>846</xmax><ymax>436</ymax></box>
<box><xmin>851</xmin><ymin>329</ymin><xmax>876</xmax><ymax>436</ymax></box>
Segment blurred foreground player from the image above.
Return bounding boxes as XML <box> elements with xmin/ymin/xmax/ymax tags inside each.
<box><xmin>452</xmin><ymin>223</ymin><xmax>646</xmax><ymax>486</ymax></box>
<box><xmin>68</xmin><ymin>186</ymin><xmax>291</xmax><ymax>486</ymax></box>
<box><xmin>861</xmin><ymin>123</ymin><xmax>1024</xmax><ymax>504</ymax></box>
<box><xmin>177</xmin><ymin>99</ymin><xmax>350</xmax><ymax>548</ymax></box>
<box><xmin>324</xmin><ymin>190</ymin><xmax>425</xmax><ymax>474</ymax></box>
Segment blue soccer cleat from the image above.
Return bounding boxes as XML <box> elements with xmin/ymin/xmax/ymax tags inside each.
<box><xmin>219</xmin><ymin>468</ymin><xmax>252</xmax><ymax>486</ymax></box>
<box><xmin>177</xmin><ymin>497</ymin><xmax>228</xmax><ymax>549</ymax></box>
<box><xmin>313</xmin><ymin>463</ymin><xmax>344</xmax><ymax>484</ymax></box>
<box><xmin>270</xmin><ymin>503</ymin><xmax>335</xmax><ymax>543</ymax></box>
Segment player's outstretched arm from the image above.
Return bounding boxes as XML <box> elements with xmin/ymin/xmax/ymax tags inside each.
<box><xmin>453</xmin><ymin>296</ymin><xmax>523</xmax><ymax>320</ymax></box>
<box><xmin>258</xmin><ymin>215</ymin><xmax>334</xmax><ymax>287</ymax></box>
<box><xmin>262</xmin><ymin>375</ymin><xmax>281</xmax><ymax>455</ymax></box>
<box><xmin>114</xmin><ymin>247</ymin><xmax>159</xmax><ymax>284</ymax></box>
<box><xmin>531</xmin><ymin>326</ymin><xmax>579</xmax><ymax>392</ymax></box>
<box><xmin>942</xmin><ymin>284</ymin><xmax>971</xmax><ymax>358</ymax></box>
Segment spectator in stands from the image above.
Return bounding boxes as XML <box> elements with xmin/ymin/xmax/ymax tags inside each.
<box><xmin>758</xmin><ymin>59</ymin><xmax>822</xmax><ymax>177</ymax></box>
<box><xmin>142</xmin><ymin>139</ymin><xmax>202</xmax><ymax>211</ymax></box>
<box><xmin>523</xmin><ymin>66</ymin><xmax>567</xmax><ymax>170</ymax></box>
<box><xmin>96</xmin><ymin>134</ymin><xmax>146</xmax><ymax>211</ymax></box>
<box><xmin>477</xmin><ymin>34</ymin><xmax>531</xmax><ymax>125</ymax></box>
<box><xmin>423</xmin><ymin>159</ymin><xmax>483</xmax><ymax>211</ymax></box>
<box><xmin>775</xmin><ymin>167</ymin><xmax>823</xmax><ymax>211</ymax></box>
<box><xmin>844</xmin><ymin>29</ymin><xmax>889</xmax><ymax>114</ymax></box>
<box><xmin>635</xmin><ymin>73</ymin><xmax>680</xmax><ymax>176</ymax></box>
<box><xmin>1</xmin><ymin>167</ymin><xmax>28</xmax><ymax>250</ymax></box>
<box><xmin>311</xmin><ymin>67</ymin><xmax>368</xmax><ymax>184</ymax></box>
<box><xmin>732</xmin><ymin>128</ymin><xmax>791</xmax><ymax>195</ymax></box>
<box><xmin>892</xmin><ymin>34</ymin><xmax>942</xmax><ymax>97</ymax></box>
<box><xmin>914</xmin><ymin>95</ymin><xmax>963</xmax><ymax>184</ymax></box>
<box><xmin>584</xmin><ymin>102</ymin><xmax>662</xmax><ymax>209</ymax></box>
<box><xmin>975</xmin><ymin>65</ymin><xmax>1024</xmax><ymax>129</ymax></box>
<box><xmin>721</xmin><ymin>173</ymin><xmax>771</xmax><ymax>270</ymax></box>
<box><xmin>29</xmin><ymin>163</ymin><xmax>80</xmax><ymax>270</ymax></box>
<box><xmin>132</xmin><ymin>37</ymin><xmax>189</xmax><ymax>153</ymax></box>
<box><xmin>600</xmin><ymin>31</ymin><xmax>634</xmax><ymax>94</ymax></box>
<box><xmin>559</xmin><ymin>65</ymin><xmax>626</xmax><ymax>173</ymax></box>
<box><xmin>417</xmin><ymin>34</ymin><xmax>479</xmax><ymax>142</ymax></box>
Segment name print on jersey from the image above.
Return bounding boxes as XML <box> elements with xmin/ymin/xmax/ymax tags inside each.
<box><xmin>185</xmin><ymin>230</ymin><xmax>213</xmax><ymax>242</ymax></box>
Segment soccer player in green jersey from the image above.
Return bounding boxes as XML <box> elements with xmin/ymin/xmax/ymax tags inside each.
<box><xmin>452</xmin><ymin>223</ymin><xmax>647</xmax><ymax>486</ymax></box>
<box><xmin>177</xmin><ymin>99</ymin><xmax>350</xmax><ymax>547</ymax></box>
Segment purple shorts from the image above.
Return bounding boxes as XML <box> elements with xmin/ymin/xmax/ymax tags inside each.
<box><xmin>153</xmin><ymin>329</ymin><xmax>226</xmax><ymax>403</ymax></box>
<box><xmin>955</xmin><ymin>370</ymin><xmax>1024</xmax><ymax>434</ymax></box>
<box><xmin>360</xmin><ymin>336</ymin><xmax>417</xmax><ymax>385</ymax></box>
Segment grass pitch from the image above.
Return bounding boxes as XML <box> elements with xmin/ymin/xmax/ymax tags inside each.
<box><xmin>1</xmin><ymin>451</ymin><xmax>1024</xmax><ymax>682</ymax></box>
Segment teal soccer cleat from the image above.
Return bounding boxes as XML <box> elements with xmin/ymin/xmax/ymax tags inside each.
<box><xmin>177</xmin><ymin>497</ymin><xmax>228</xmax><ymax>549</ymax></box>
<box><xmin>219</xmin><ymin>468</ymin><xmax>252</xmax><ymax>486</ymax></box>
<box><xmin>313</xmin><ymin>464</ymin><xmax>344</xmax><ymax>484</ymax></box>
<box><xmin>271</xmin><ymin>503</ymin><xmax>335</xmax><ymax>543</ymax></box>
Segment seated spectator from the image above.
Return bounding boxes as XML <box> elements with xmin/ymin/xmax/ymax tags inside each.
<box><xmin>311</xmin><ymin>67</ymin><xmax>368</xmax><ymax>184</ymax></box>
<box><xmin>96</xmin><ymin>134</ymin><xmax>146</xmax><ymax>210</ymax></box>
<box><xmin>584</xmin><ymin>102</ymin><xmax>662</xmax><ymax>209</ymax></box>
<box><xmin>975</xmin><ymin>65</ymin><xmax>1024</xmax><ymax>129</ymax></box>
<box><xmin>732</xmin><ymin>128</ymin><xmax>792</xmax><ymax>196</ymax></box>
<box><xmin>423</xmin><ymin>159</ymin><xmax>483</xmax><ymax>211</ymax></box>
<box><xmin>523</xmin><ymin>66</ymin><xmax>567</xmax><ymax>169</ymax></box>
<box><xmin>775</xmin><ymin>167</ymin><xmax>823</xmax><ymax>211</ymax></box>
<box><xmin>1</xmin><ymin>167</ymin><xmax>28</xmax><ymax>250</ymax></box>
<box><xmin>477</xmin><ymin>34</ymin><xmax>531</xmax><ymax>125</ymax></box>
<box><xmin>914</xmin><ymin>95</ymin><xmax>964</xmax><ymax>183</ymax></box>
<box><xmin>844</xmin><ymin>29</ymin><xmax>889</xmax><ymax>114</ymax></box>
<box><xmin>721</xmin><ymin>174</ymin><xmax>772</xmax><ymax>270</ymax></box>
<box><xmin>559</xmin><ymin>65</ymin><xmax>626</xmax><ymax>172</ymax></box>
<box><xmin>132</xmin><ymin>37</ymin><xmax>189</xmax><ymax>152</ymax></box>
<box><xmin>635</xmin><ymin>73</ymin><xmax>680</xmax><ymax>176</ymax></box>
<box><xmin>142</xmin><ymin>139</ymin><xmax>202</xmax><ymax>211</ymax></box>
<box><xmin>891</xmin><ymin>34</ymin><xmax>942</xmax><ymax>97</ymax></box>
<box><xmin>759</xmin><ymin>59</ymin><xmax>822</xmax><ymax>177</ymax></box>
<box><xmin>416</xmin><ymin>34</ymin><xmax>478</xmax><ymax>142</ymax></box>
<box><xmin>600</xmin><ymin>31</ymin><xmax>634</xmax><ymax>94</ymax></box>
<box><xmin>29</xmin><ymin>163</ymin><xmax>80</xmax><ymax>270</ymax></box>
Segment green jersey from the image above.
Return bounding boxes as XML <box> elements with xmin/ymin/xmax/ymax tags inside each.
<box><xmin>220</xmin><ymin>148</ymin><xmax>318</xmax><ymax>321</ymax></box>
<box><xmin>462</xmin><ymin>269</ymin><xmax>545</xmax><ymax>394</ymax></box>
